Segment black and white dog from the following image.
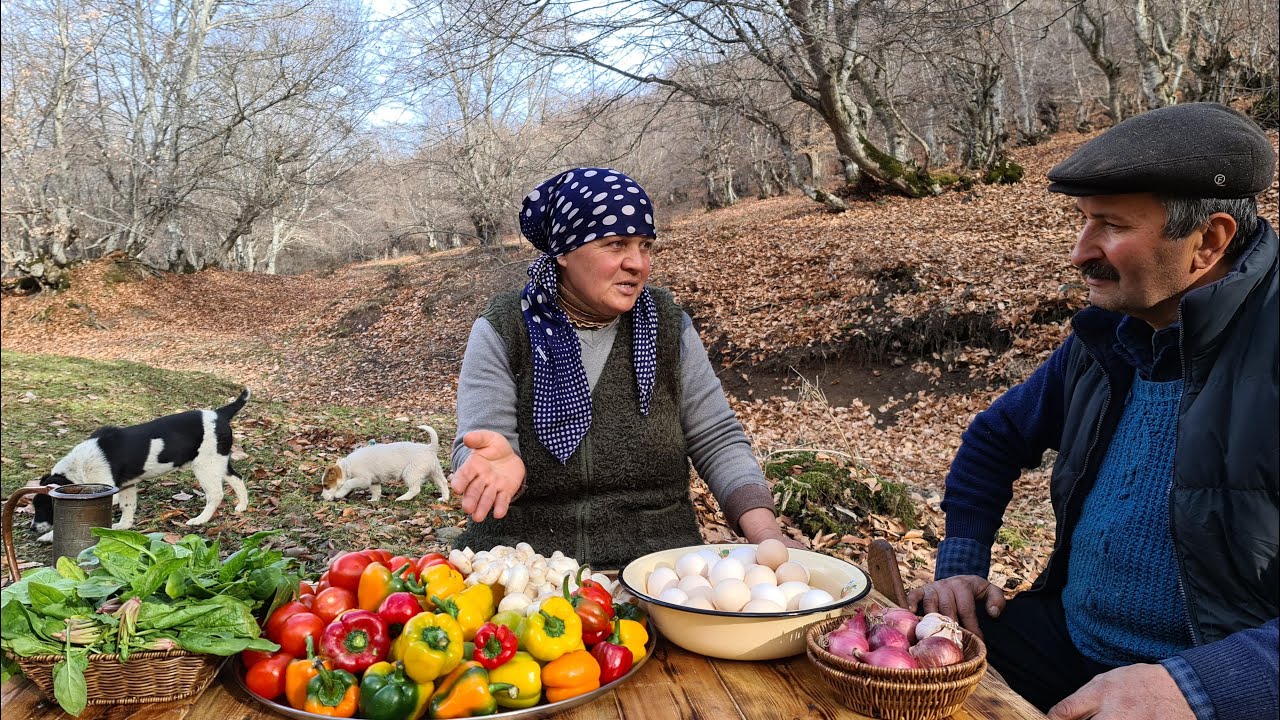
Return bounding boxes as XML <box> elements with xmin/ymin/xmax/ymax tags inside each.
<box><xmin>31</xmin><ymin>389</ymin><xmax>252</xmax><ymax>541</ymax></box>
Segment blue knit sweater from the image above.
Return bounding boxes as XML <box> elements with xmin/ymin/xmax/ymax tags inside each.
<box><xmin>1062</xmin><ymin>376</ymin><xmax>1192</xmax><ymax>664</ymax></box>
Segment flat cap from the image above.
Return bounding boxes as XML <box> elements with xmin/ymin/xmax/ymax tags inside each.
<box><xmin>1048</xmin><ymin>102</ymin><xmax>1275</xmax><ymax>198</ymax></box>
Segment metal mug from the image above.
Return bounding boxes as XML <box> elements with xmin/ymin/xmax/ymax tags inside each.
<box><xmin>2</xmin><ymin>483</ymin><xmax>118</xmax><ymax>582</ymax></box>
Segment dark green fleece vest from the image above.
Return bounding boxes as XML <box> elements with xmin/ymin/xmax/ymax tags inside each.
<box><xmin>454</xmin><ymin>287</ymin><xmax>701</xmax><ymax>570</ymax></box>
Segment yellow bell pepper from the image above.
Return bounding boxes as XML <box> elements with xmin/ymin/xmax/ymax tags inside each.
<box><xmin>615</xmin><ymin>619</ymin><xmax>648</xmax><ymax>663</ymax></box>
<box><xmin>392</xmin><ymin>612</ymin><xmax>464</xmax><ymax>684</ymax></box>
<box><xmin>486</xmin><ymin>651</ymin><xmax>542</xmax><ymax>709</ymax></box>
<box><xmin>431</xmin><ymin>583</ymin><xmax>494</xmax><ymax>642</ymax></box>
<box><xmin>421</xmin><ymin>565</ymin><xmax>465</xmax><ymax>608</ymax></box>
<box><xmin>541</xmin><ymin>649</ymin><xmax>600</xmax><ymax>703</ymax></box>
<box><xmin>519</xmin><ymin>597</ymin><xmax>583</xmax><ymax>663</ymax></box>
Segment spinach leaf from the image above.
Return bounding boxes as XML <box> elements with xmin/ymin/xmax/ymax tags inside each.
<box><xmin>176</xmin><ymin>633</ymin><xmax>277</xmax><ymax>655</ymax></box>
<box><xmin>136</xmin><ymin>600</ymin><xmax>219</xmax><ymax>630</ymax></box>
<box><xmin>1</xmin><ymin>568</ymin><xmax>64</xmax><ymax>606</ymax></box>
<box><xmin>27</xmin><ymin>582</ymin><xmax>68</xmax><ymax>613</ymax></box>
<box><xmin>52</xmin><ymin>649</ymin><xmax>88</xmax><ymax>716</ymax></box>
<box><xmin>129</xmin><ymin>557</ymin><xmax>188</xmax><ymax>600</ymax></box>
<box><xmin>6</xmin><ymin>635</ymin><xmax>65</xmax><ymax>656</ymax></box>
<box><xmin>73</xmin><ymin>575</ymin><xmax>123</xmax><ymax>600</ymax></box>
<box><xmin>0</xmin><ymin>600</ymin><xmax>33</xmax><ymax>641</ymax></box>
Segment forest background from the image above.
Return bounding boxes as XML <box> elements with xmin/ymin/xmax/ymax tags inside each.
<box><xmin>2</xmin><ymin>0</ymin><xmax>1278</xmax><ymax>588</ymax></box>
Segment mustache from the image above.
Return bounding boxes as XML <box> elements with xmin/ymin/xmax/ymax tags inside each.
<box><xmin>1080</xmin><ymin>260</ymin><xmax>1120</xmax><ymax>282</ymax></box>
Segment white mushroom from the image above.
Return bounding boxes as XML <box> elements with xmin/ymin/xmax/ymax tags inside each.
<box><xmin>500</xmin><ymin>564</ymin><xmax>530</xmax><ymax>595</ymax></box>
<box><xmin>497</xmin><ymin>592</ymin><xmax>532</xmax><ymax>614</ymax></box>
<box><xmin>448</xmin><ymin>549</ymin><xmax>472</xmax><ymax>575</ymax></box>
<box><xmin>470</xmin><ymin>561</ymin><xmax>501</xmax><ymax>586</ymax></box>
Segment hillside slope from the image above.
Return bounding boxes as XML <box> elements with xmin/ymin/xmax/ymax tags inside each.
<box><xmin>4</xmin><ymin>130</ymin><xmax>1276</xmax><ymax>590</ymax></box>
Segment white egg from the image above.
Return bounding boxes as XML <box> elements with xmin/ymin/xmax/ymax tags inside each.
<box><xmin>708</xmin><ymin>557</ymin><xmax>745</xmax><ymax>585</ymax></box>
<box><xmin>677</xmin><ymin>574</ymin><xmax>712</xmax><ymax>594</ymax></box>
<box><xmin>711</xmin><ymin>578</ymin><xmax>751</xmax><ymax>612</ymax></box>
<box><xmin>685</xmin><ymin>594</ymin><xmax>716</xmax><ymax>610</ymax></box>
<box><xmin>740</xmin><ymin>598</ymin><xmax>785</xmax><ymax>613</ymax></box>
<box><xmin>774</xmin><ymin>561</ymin><xmax>810</xmax><ymax>585</ymax></box>
<box><xmin>696</xmin><ymin>549</ymin><xmax>723</xmax><ymax>572</ymax></box>
<box><xmin>646</xmin><ymin>566</ymin><xmax>680</xmax><ymax>597</ymax></box>
<box><xmin>777</xmin><ymin>581</ymin><xmax>812</xmax><ymax>609</ymax></box>
<box><xmin>728</xmin><ymin>546</ymin><xmax>757</xmax><ymax>567</ymax></box>
<box><xmin>749</xmin><ymin>583</ymin><xmax>787</xmax><ymax>609</ymax></box>
<box><xmin>657</xmin><ymin>587</ymin><xmax>689</xmax><ymax>606</ymax></box>
<box><xmin>685</xmin><ymin>585</ymin><xmax>715</xmax><ymax>604</ymax></box>
<box><xmin>675</xmin><ymin>552</ymin><xmax>707</xmax><ymax>579</ymax></box>
<box><xmin>743</xmin><ymin>564</ymin><xmax>777</xmax><ymax>588</ymax></box>
<box><xmin>754</xmin><ymin>538</ymin><xmax>789</xmax><ymax>570</ymax></box>
<box><xmin>796</xmin><ymin>588</ymin><xmax>835</xmax><ymax>611</ymax></box>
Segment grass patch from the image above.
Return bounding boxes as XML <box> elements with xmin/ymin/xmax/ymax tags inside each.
<box><xmin>766</xmin><ymin>450</ymin><xmax>918</xmax><ymax>537</ymax></box>
<box><xmin>1</xmin><ymin>351</ymin><xmax>463</xmax><ymax>579</ymax></box>
<box><xmin>997</xmin><ymin>526</ymin><xmax>1029</xmax><ymax>551</ymax></box>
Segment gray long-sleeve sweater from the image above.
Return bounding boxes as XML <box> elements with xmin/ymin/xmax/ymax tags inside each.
<box><xmin>452</xmin><ymin>312</ymin><xmax>775</xmax><ymax>531</ymax></box>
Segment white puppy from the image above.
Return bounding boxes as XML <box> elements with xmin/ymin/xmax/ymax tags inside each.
<box><xmin>320</xmin><ymin>426</ymin><xmax>449</xmax><ymax>502</ymax></box>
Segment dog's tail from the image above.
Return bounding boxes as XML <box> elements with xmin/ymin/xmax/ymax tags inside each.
<box><xmin>416</xmin><ymin>424</ymin><xmax>439</xmax><ymax>446</ymax></box>
<box><xmin>217</xmin><ymin>389</ymin><xmax>251</xmax><ymax>421</ymax></box>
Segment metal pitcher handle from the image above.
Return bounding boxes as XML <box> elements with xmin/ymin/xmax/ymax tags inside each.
<box><xmin>2</xmin><ymin>486</ymin><xmax>48</xmax><ymax>586</ymax></box>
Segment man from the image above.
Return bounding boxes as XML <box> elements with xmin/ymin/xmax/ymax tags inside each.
<box><xmin>908</xmin><ymin>102</ymin><xmax>1278</xmax><ymax>720</ymax></box>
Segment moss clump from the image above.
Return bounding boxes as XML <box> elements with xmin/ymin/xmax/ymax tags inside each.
<box><xmin>997</xmin><ymin>526</ymin><xmax>1028</xmax><ymax>551</ymax></box>
<box><xmin>768</xmin><ymin>451</ymin><xmax>919</xmax><ymax>537</ymax></box>
<box><xmin>985</xmin><ymin>158</ymin><xmax>1025</xmax><ymax>185</ymax></box>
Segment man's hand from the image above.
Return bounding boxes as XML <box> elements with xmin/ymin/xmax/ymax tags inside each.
<box><xmin>1048</xmin><ymin>664</ymin><xmax>1196</xmax><ymax>720</ymax></box>
<box><xmin>449</xmin><ymin>430</ymin><xmax>525</xmax><ymax>522</ymax></box>
<box><xmin>905</xmin><ymin>575</ymin><xmax>1006</xmax><ymax>637</ymax></box>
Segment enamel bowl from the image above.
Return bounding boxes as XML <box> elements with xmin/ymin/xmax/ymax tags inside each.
<box><xmin>619</xmin><ymin>543</ymin><xmax>871</xmax><ymax>661</ymax></box>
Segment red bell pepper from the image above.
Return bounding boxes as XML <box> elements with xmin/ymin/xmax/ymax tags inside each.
<box><xmin>563</xmin><ymin>575</ymin><xmax>612</xmax><ymax>646</ymax></box>
<box><xmin>590</xmin><ymin>619</ymin><xmax>634</xmax><ymax>685</ymax></box>
<box><xmin>320</xmin><ymin>609</ymin><xmax>391</xmax><ymax>674</ymax></box>
<box><xmin>377</xmin><ymin>591</ymin><xmax>424</xmax><ymax>638</ymax></box>
<box><xmin>574</xmin><ymin>567</ymin><xmax>615</xmax><ymax>618</ymax></box>
<box><xmin>472</xmin><ymin>622</ymin><xmax>517</xmax><ymax>670</ymax></box>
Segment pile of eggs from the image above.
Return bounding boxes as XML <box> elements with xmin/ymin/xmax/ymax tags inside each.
<box><xmin>643</xmin><ymin>539</ymin><xmax>836</xmax><ymax>613</ymax></box>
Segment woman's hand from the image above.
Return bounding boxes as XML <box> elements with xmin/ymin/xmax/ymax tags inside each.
<box><xmin>449</xmin><ymin>430</ymin><xmax>526</xmax><ymax>522</ymax></box>
<box><xmin>905</xmin><ymin>575</ymin><xmax>1006</xmax><ymax>637</ymax></box>
<box><xmin>738</xmin><ymin>507</ymin><xmax>807</xmax><ymax>549</ymax></box>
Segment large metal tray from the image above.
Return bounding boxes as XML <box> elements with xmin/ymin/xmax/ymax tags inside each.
<box><xmin>229</xmin><ymin>624</ymin><xmax>659</xmax><ymax>720</ymax></box>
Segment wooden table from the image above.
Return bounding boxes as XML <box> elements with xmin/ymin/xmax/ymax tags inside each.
<box><xmin>2</xmin><ymin>595</ymin><xmax>1046</xmax><ymax>720</ymax></box>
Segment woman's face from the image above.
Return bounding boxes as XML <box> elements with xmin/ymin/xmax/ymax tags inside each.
<box><xmin>557</xmin><ymin>235</ymin><xmax>653</xmax><ymax>317</ymax></box>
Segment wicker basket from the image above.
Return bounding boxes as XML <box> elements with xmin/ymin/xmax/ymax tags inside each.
<box><xmin>7</xmin><ymin>648</ymin><xmax>224</xmax><ymax>706</ymax></box>
<box><xmin>805</xmin><ymin>615</ymin><xmax>987</xmax><ymax>720</ymax></box>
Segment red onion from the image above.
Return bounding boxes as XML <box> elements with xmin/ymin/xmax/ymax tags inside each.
<box><xmin>857</xmin><ymin>646</ymin><xmax>919</xmax><ymax>669</ymax></box>
<box><xmin>840</xmin><ymin>607</ymin><xmax>868</xmax><ymax>637</ymax></box>
<box><xmin>826</xmin><ymin>627</ymin><xmax>870</xmax><ymax>659</ymax></box>
<box><xmin>877</xmin><ymin>607</ymin><xmax>920</xmax><ymax>643</ymax></box>
<box><xmin>910</xmin><ymin>635</ymin><xmax>965</xmax><ymax>668</ymax></box>
<box><xmin>867</xmin><ymin>623</ymin><xmax>910</xmax><ymax>650</ymax></box>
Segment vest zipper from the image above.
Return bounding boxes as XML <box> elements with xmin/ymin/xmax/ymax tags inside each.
<box><xmin>1037</xmin><ymin>339</ymin><xmax>1111</xmax><ymax>592</ymax></box>
<box><xmin>1170</xmin><ymin>310</ymin><xmax>1200</xmax><ymax>646</ymax></box>
<box><xmin>578</xmin><ymin>436</ymin><xmax>592</xmax><ymax>567</ymax></box>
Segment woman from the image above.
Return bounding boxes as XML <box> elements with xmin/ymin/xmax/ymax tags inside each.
<box><xmin>449</xmin><ymin>167</ymin><xmax>797</xmax><ymax>569</ymax></box>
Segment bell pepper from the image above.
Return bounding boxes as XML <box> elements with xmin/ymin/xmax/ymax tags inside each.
<box><xmin>590</xmin><ymin>619</ymin><xmax>634</xmax><ymax>685</ymax></box>
<box><xmin>321</xmin><ymin>609</ymin><xmax>391</xmax><ymax>674</ymax></box>
<box><xmin>361</xmin><ymin>562</ymin><xmax>427</xmax><ymax>612</ymax></box>
<box><xmin>488</xmin><ymin>610</ymin><xmax>523</xmax><ymax>638</ymax></box>
<box><xmin>431</xmin><ymin>583</ymin><xmax>494</xmax><ymax>641</ymax></box>
<box><xmin>379</xmin><ymin>591</ymin><xmax>426</xmax><ymax>638</ymax></box>
<box><xmin>304</xmin><ymin>661</ymin><xmax>360</xmax><ymax>717</ymax></box>
<box><xmin>421</xmin><ymin>564</ymin><xmax>465</xmax><ymax>608</ymax></box>
<box><xmin>471</xmin><ymin>622</ymin><xmax>517</xmax><ymax>670</ymax></box>
<box><xmin>519</xmin><ymin>596</ymin><xmax>583</xmax><ymax>663</ymax></box>
<box><xmin>393</xmin><ymin>611</ymin><xmax>465</xmax><ymax>684</ymax></box>
<box><xmin>487</xmin><ymin>651</ymin><xmax>541</xmax><ymax>710</ymax></box>
<box><xmin>426</xmin><ymin>660</ymin><xmax>514</xmax><ymax>719</ymax></box>
<box><xmin>541</xmin><ymin>649</ymin><xmax>601</xmax><ymax>703</ymax></box>
<box><xmin>286</xmin><ymin>636</ymin><xmax>329</xmax><ymax>710</ymax></box>
<box><xmin>359</xmin><ymin>661</ymin><xmax>431</xmax><ymax>720</ymax></box>
<box><xmin>573</xmin><ymin>567</ymin><xmax>615</xmax><ymax>618</ymax></box>
<box><xmin>562</xmin><ymin>575</ymin><xmax>612</xmax><ymax>646</ymax></box>
<box><xmin>613</xmin><ymin>601</ymin><xmax>647</xmax><ymax>629</ymax></box>
<box><xmin>615</xmin><ymin>618</ymin><xmax>649</xmax><ymax>663</ymax></box>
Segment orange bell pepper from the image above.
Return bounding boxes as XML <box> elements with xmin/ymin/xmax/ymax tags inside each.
<box><xmin>541</xmin><ymin>649</ymin><xmax>601</xmax><ymax>703</ymax></box>
<box><xmin>285</xmin><ymin>636</ymin><xmax>330</xmax><ymax>710</ymax></box>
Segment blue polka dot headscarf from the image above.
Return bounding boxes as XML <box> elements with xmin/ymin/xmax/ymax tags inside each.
<box><xmin>518</xmin><ymin>168</ymin><xmax>658</xmax><ymax>463</ymax></box>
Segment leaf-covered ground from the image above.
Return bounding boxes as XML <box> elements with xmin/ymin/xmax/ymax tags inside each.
<box><xmin>3</xmin><ymin>130</ymin><xmax>1276</xmax><ymax>593</ymax></box>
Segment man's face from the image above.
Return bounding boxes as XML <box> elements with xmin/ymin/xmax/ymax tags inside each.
<box><xmin>1069</xmin><ymin>194</ymin><xmax>1204</xmax><ymax>328</ymax></box>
